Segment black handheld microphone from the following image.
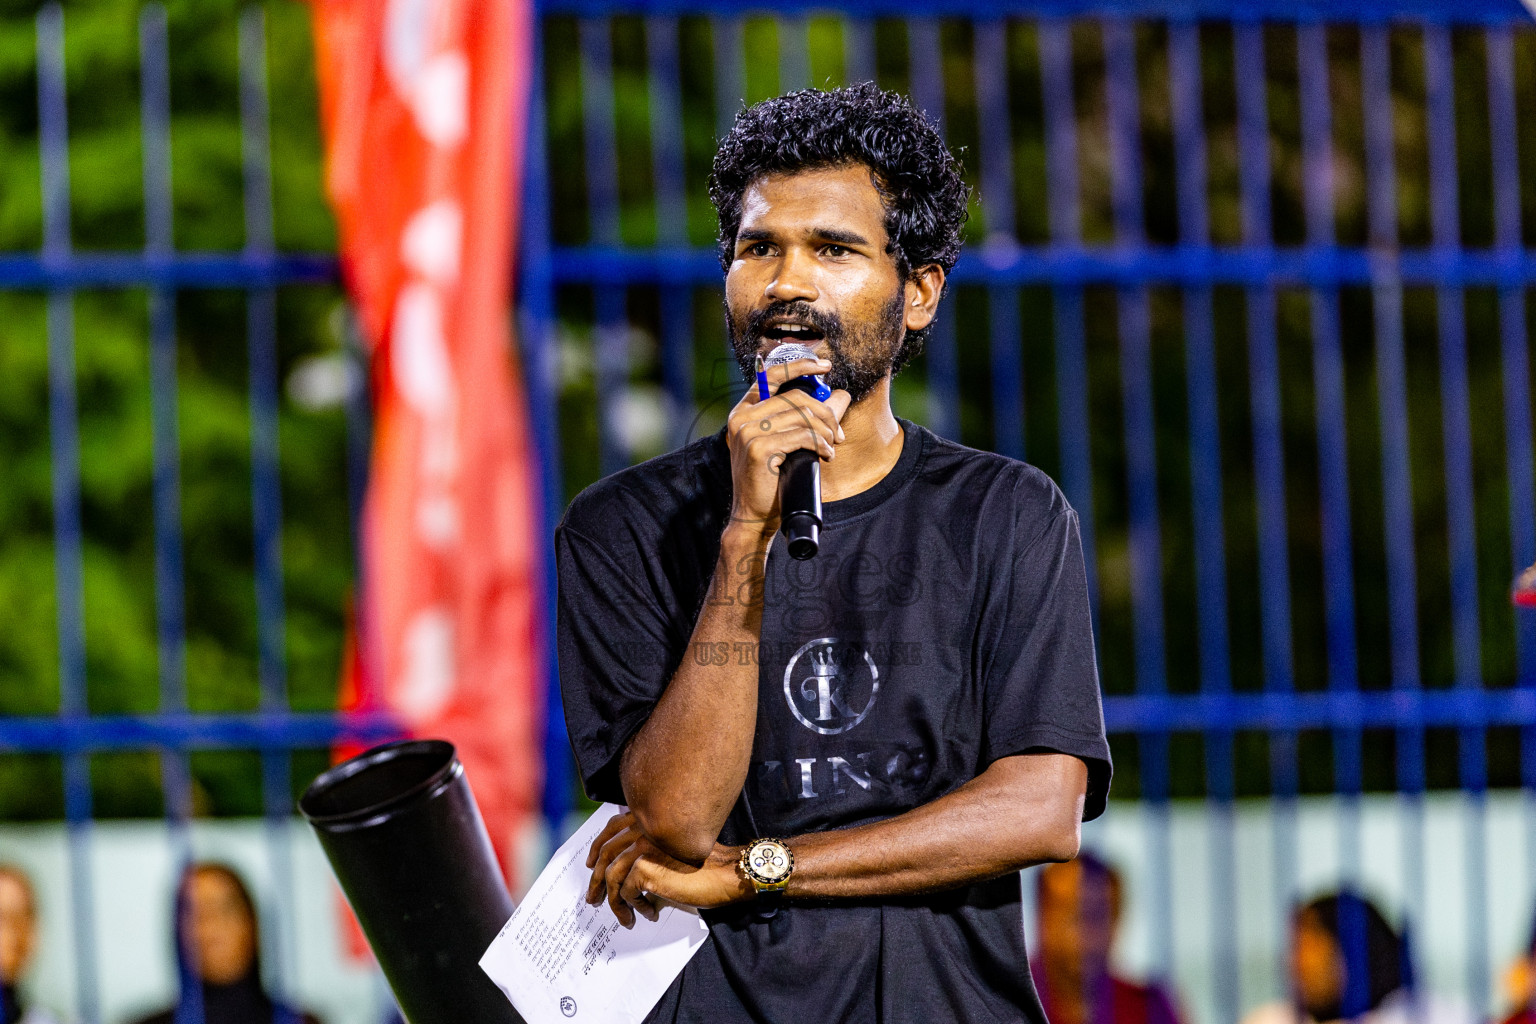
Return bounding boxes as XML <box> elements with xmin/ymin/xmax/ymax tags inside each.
<box><xmin>764</xmin><ymin>342</ymin><xmax>832</xmax><ymax>560</ymax></box>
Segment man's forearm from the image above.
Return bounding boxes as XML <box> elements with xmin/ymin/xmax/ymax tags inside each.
<box><xmin>593</xmin><ymin>752</ymin><xmax>1090</xmax><ymax>920</ymax></box>
<box><xmin>781</xmin><ymin>753</ymin><xmax>1088</xmax><ymax>900</ymax></box>
<box><xmin>589</xmin><ymin>752</ymin><xmax>1093</xmax><ymax>921</ymax></box>
<box><xmin>618</xmin><ymin>523</ymin><xmax>773</xmax><ymax>863</ymax></box>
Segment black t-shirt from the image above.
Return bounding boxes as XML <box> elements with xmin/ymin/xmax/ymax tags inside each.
<box><xmin>557</xmin><ymin>417</ymin><xmax>1111</xmax><ymax>1024</ymax></box>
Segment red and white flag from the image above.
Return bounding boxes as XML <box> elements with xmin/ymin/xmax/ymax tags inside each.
<box><xmin>307</xmin><ymin>0</ymin><xmax>544</xmax><ymax>891</ymax></box>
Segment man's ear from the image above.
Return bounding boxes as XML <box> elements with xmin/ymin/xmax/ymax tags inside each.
<box><xmin>903</xmin><ymin>264</ymin><xmax>945</xmax><ymax>332</ymax></box>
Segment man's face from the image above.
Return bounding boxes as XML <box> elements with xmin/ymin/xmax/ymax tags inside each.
<box><xmin>724</xmin><ymin>164</ymin><xmax>914</xmax><ymax>403</ymax></box>
<box><xmin>0</xmin><ymin>872</ymin><xmax>35</xmax><ymax>985</ymax></box>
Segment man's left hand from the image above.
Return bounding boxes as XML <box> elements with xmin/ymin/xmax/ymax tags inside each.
<box><xmin>585</xmin><ymin>810</ymin><xmax>751</xmax><ymax>928</ymax></box>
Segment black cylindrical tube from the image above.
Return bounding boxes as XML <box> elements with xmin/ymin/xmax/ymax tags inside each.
<box><xmin>299</xmin><ymin>739</ymin><xmax>523</xmax><ymax>1024</ymax></box>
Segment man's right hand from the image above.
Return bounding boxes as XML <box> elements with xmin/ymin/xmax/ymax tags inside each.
<box><xmin>618</xmin><ymin>356</ymin><xmax>848</xmax><ymax>862</ymax></box>
<box><xmin>724</xmin><ymin>355</ymin><xmax>851</xmax><ymax>536</ymax></box>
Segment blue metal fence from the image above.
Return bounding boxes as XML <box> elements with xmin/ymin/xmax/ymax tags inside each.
<box><xmin>2</xmin><ymin>6</ymin><xmax>390</xmax><ymax>1020</ymax></box>
<box><xmin>519</xmin><ymin>0</ymin><xmax>1536</xmax><ymax>1019</ymax></box>
<box><xmin>2</xmin><ymin>0</ymin><xmax>1536</xmax><ymax>1021</ymax></box>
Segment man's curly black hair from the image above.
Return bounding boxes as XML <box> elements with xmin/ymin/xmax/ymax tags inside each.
<box><xmin>709</xmin><ymin>82</ymin><xmax>971</xmax><ymax>373</ymax></box>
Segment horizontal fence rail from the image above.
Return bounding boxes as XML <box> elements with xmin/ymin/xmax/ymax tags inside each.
<box><xmin>0</xmin><ymin>712</ymin><xmax>399</xmax><ymax>754</ymax></box>
<box><xmin>543</xmin><ymin>243</ymin><xmax>1536</xmax><ymax>286</ymax></box>
<box><xmin>540</xmin><ymin>0</ymin><xmax>1535</xmax><ymax>24</ymax></box>
<box><xmin>0</xmin><ymin>253</ymin><xmax>336</xmax><ymax>290</ymax></box>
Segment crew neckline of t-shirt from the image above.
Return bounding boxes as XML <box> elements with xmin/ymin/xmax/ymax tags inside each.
<box><xmin>822</xmin><ymin>416</ymin><xmax>924</xmax><ymax>523</ymax></box>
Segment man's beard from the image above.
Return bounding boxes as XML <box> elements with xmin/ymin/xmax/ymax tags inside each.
<box><xmin>727</xmin><ymin>291</ymin><xmax>906</xmax><ymax>404</ymax></box>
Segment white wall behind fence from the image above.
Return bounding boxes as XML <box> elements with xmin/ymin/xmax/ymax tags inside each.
<box><xmin>1053</xmin><ymin>791</ymin><xmax>1536</xmax><ymax>1024</ymax></box>
<box><xmin>0</xmin><ymin>820</ymin><xmax>383</xmax><ymax>1024</ymax></box>
<box><xmin>0</xmin><ymin>792</ymin><xmax>1532</xmax><ymax>1024</ymax></box>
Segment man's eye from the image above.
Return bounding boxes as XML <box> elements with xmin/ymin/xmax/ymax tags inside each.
<box><xmin>746</xmin><ymin>242</ymin><xmax>773</xmax><ymax>257</ymax></box>
<box><xmin>823</xmin><ymin>244</ymin><xmax>850</xmax><ymax>257</ymax></box>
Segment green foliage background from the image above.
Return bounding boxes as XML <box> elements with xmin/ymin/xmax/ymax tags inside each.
<box><xmin>536</xmin><ymin>17</ymin><xmax>1536</xmax><ymax>799</ymax></box>
<box><xmin>0</xmin><ymin>0</ymin><xmax>347</xmax><ymax>819</ymax></box>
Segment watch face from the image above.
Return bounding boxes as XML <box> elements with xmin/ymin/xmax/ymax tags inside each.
<box><xmin>748</xmin><ymin>840</ymin><xmax>792</xmax><ymax>883</ymax></box>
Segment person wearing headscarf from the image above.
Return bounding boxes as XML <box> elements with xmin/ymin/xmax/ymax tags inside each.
<box><xmin>0</xmin><ymin>865</ymin><xmax>60</xmax><ymax>1024</ymax></box>
<box><xmin>1240</xmin><ymin>890</ymin><xmax>1474</xmax><ymax>1024</ymax></box>
<box><xmin>1498</xmin><ymin>912</ymin><xmax>1536</xmax><ymax>1024</ymax></box>
<box><xmin>1030</xmin><ymin>854</ymin><xmax>1185</xmax><ymax>1024</ymax></box>
<box><xmin>128</xmin><ymin>863</ymin><xmax>320</xmax><ymax>1024</ymax></box>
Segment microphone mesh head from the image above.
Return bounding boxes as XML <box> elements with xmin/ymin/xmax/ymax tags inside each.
<box><xmin>764</xmin><ymin>342</ymin><xmax>819</xmax><ymax>368</ymax></box>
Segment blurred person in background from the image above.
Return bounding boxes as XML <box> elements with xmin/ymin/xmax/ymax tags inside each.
<box><xmin>1240</xmin><ymin>891</ymin><xmax>1474</xmax><ymax>1024</ymax></box>
<box><xmin>1498</xmin><ymin>913</ymin><xmax>1536</xmax><ymax>1024</ymax></box>
<box><xmin>1030</xmin><ymin>854</ymin><xmax>1184</xmax><ymax>1024</ymax></box>
<box><xmin>0</xmin><ymin>865</ymin><xmax>60</xmax><ymax>1024</ymax></box>
<box><xmin>128</xmin><ymin>863</ymin><xmax>319</xmax><ymax>1024</ymax></box>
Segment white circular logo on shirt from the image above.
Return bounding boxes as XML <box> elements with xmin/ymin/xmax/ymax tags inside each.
<box><xmin>783</xmin><ymin>638</ymin><xmax>879</xmax><ymax>735</ymax></box>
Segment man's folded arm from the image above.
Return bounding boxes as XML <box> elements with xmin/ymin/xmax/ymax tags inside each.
<box><xmin>616</xmin><ymin>523</ymin><xmax>775</xmax><ymax>864</ymax></box>
<box><xmin>779</xmin><ymin>751</ymin><xmax>1088</xmax><ymax>899</ymax></box>
<box><xmin>589</xmin><ymin>750</ymin><xmax>1090</xmax><ymax>923</ymax></box>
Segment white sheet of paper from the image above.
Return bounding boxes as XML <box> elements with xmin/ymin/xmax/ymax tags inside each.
<box><xmin>480</xmin><ymin>803</ymin><xmax>710</xmax><ymax>1024</ymax></box>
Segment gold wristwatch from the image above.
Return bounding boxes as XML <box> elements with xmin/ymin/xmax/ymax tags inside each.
<box><xmin>739</xmin><ymin>837</ymin><xmax>794</xmax><ymax>909</ymax></box>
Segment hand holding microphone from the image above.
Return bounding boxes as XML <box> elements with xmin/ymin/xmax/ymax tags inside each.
<box><xmin>724</xmin><ymin>343</ymin><xmax>850</xmax><ymax>558</ymax></box>
<box><xmin>763</xmin><ymin>343</ymin><xmax>831</xmax><ymax>558</ymax></box>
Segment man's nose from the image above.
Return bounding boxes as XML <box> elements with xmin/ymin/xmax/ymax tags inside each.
<box><xmin>765</xmin><ymin>248</ymin><xmax>818</xmax><ymax>304</ymax></box>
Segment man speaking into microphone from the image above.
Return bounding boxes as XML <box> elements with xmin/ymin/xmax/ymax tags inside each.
<box><xmin>555</xmin><ymin>82</ymin><xmax>1110</xmax><ymax>1023</ymax></box>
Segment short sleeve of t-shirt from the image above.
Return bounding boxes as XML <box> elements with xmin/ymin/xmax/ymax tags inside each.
<box><xmin>977</xmin><ymin>474</ymin><xmax>1111</xmax><ymax>820</ymax></box>
<box><xmin>555</xmin><ymin>521</ymin><xmax>684</xmax><ymax>805</ymax></box>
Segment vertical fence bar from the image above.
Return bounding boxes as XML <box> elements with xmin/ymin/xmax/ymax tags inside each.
<box><xmin>36</xmin><ymin>9</ymin><xmax>100</xmax><ymax>1023</ymax></box>
<box><xmin>140</xmin><ymin>5</ymin><xmax>188</xmax><ymax>720</ymax></box>
<box><xmin>138</xmin><ymin>20</ymin><xmax>201</xmax><ymax>1019</ymax></box>
<box><xmin>709</xmin><ymin>8</ymin><xmax>740</xmax><ymax>474</ymax></box>
<box><xmin>1299</xmin><ymin>23</ymin><xmax>1366</xmax><ymax>899</ymax></box>
<box><xmin>580</xmin><ymin>19</ymin><xmax>621</xmax><ymax>249</ymax></box>
<box><xmin>975</xmin><ymin>20</ymin><xmax>1024</xmax><ymax>461</ymax></box>
<box><xmin>908</xmin><ymin>19</ymin><xmax>944</xmax><ymax>130</ymax></box>
<box><xmin>580</xmin><ymin>18</ymin><xmax>629</xmax><ymax>476</ymax></box>
<box><xmin>1235</xmin><ymin>23</ymin><xmax>1301</xmax><ymax>980</ymax></box>
<box><xmin>1423</xmin><ymin>25</ymin><xmax>1489</xmax><ymax>1012</ymax></box>
<box><xmin>523</xmin><ymin>20</ymin><xmax>573</xmax><ymax>835</ymax></box>
<box><xmin>974</xmin><ymin>20</ymin><xmax>1013</xmax><ymax>247</ymax></box>
<box><xmin>779</xmin><ymin>16</ymin><xmax>807</xmax><ymax>93</ymax></box>
<box><xmin>341</xmin><ymin>316</ymin><xmax>374</xmax><ymax>715</ymax></box>
<box><xmin>240</xmin><ymin>7</ymin><xmax>283</xmax><ymax>718</ymax></box>
<box><xmin>907</xmin><ymin>18</ymin><xmax>959</xmax><ymax>442</ymax></box>
<box><xmin>709</xmin><ymin>9</ymin><xmax>742</xmax><ymax>461</ymax></box>
<box><xmin>1038</xmin><ymin>17</ymin><xmax>1099</xmax><ymax>631</ymax></box>
<box><xmin>1169</xmin><ymin>20</ymin><xmax>1239</xmax><ymax>1023</ymax></box>
<box><xmin>237</xmin><ymin>8</ymin><xmax>299</xmax><ymax>1014</ymax></box>
<box><xmin>1361</xmin><ymin>22</ymin><xmax>1428</xmax><ymax>949</ymax></box>
<box><xmin>1487</xmin><ymin>23</ymin><xmax>1536</xmax><ymax>920</ymax></box>
<box><xmin>844</xmin><ymin>17</ymin><xmax>876</xmax><ymax>86</ymax></box>
<box><xmin>1301</xmin><ymin>26</ymin><xmax>1377</xmax><ymax>1006</ymax></box>
<box><xmin>1423</xmin><ymin>27</ymin><xmax>1482</xmax><ymax>696</ymax></box>
<box><xmin>714</xmin><ymin>16</ymin><xmax>744</xmax><ymax>139</ymax></box>
<box><xmin>1103</xmin><ymin>15</ymin><xmax>1173</xmax><ymax>979</ymax></box>
<box><xmin>646</xmin><ymin>17</ymin><xmax>696</xmax><ymax>449</ymax></box>
<box><xmin>1488</xmin><ymin>34</ymin><xmax>1536</xmax><ymax>680</ymax></box>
